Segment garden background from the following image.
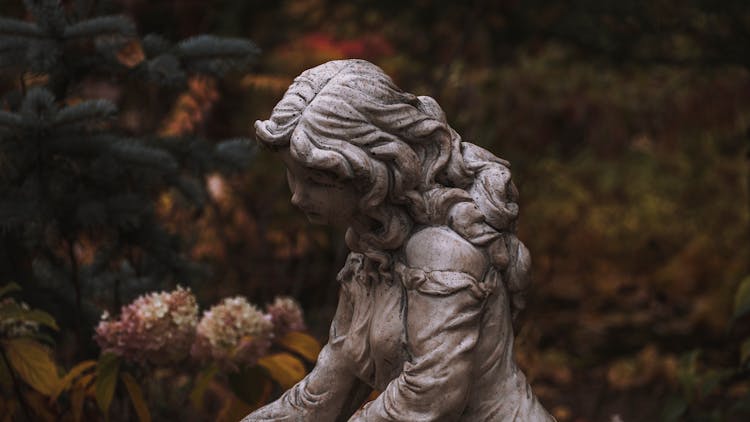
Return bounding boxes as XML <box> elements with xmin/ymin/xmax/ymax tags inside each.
<box><xmin>1</xmin><ymin>0</ymin><xmax>749</xmax><ymax>421</ymax></box>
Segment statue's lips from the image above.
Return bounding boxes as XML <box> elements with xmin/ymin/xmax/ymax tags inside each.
<box><xmin>302</xmin><ymin>209</ymin><xmax>324</xmax><ymax>222</ymax></box>
<box><xmin>292</xmin><ymin>203</ymin><xmax>318</xmax><ymax>217</ymax></box>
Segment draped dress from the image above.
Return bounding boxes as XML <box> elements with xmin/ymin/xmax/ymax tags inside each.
<box><xmin>243</xmin><ymin>224</ymin><xmax>555</xmax><ymax>422</ymax></box>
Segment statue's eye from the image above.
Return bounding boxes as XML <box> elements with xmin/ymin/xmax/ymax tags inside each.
<box><xmin>308</xmin><ymin>169</ymin><xmax>339</xmax><ymax>187</ymax></box>
<box><xmin>310</xmin><ymin>179</ymin><xmax>336</xmax><ymax>188</ymax></box>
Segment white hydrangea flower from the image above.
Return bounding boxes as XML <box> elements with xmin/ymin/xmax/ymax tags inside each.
<box><xmin>192</xmin><ymin>296</ymin><xmax>273</xmax><ymax>370</ymax></box>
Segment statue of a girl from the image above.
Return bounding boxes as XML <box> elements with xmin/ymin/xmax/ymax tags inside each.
<box><xmin>244</xmin><ymin>59</ymin><xmax>554</xmax><ymax>422</ymax></box>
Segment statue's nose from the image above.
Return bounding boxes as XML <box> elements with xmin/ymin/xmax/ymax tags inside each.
<box><xmin>291</xmin><ymin>190</ymin><xmax>306</xmax><ymax>208</ymax></box>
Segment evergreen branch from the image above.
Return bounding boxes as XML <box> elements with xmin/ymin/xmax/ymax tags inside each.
<box><xmin>48</xmin><ymin>134</ymin><xmax>116</xmax><ymax>156</ymax></box>
<box><xmin>213</xmin><ymin>138</ymin><xmax>256</xmax><ymax>170</ymax></box>
<box><xmin>0</xmin><ymin>17</ymin><xmax>44</xmax><ymax>39</ymax></box>
<box><xmin>141</xmin><ymin>33</ymin><xmax>172</xmax><ymax>56</ymax></box>
<box><xmin>31</xmin><ymin>256</ymin><xmax>70</xmax><ymax>294</ymax></box>
<box><xmin>0</xmin><ymin>51</ymin><xmax>26</xmax><ymax>70</ymax></box>
<box><xmin>170</xmin><ymin>174</ymin><xmax>206</xmax><ymax>207</ymax></box>
<box><xmin>23</xmin><ymin>0</ymin><xmax>66</xmax><ymax>35</ymax></box>
<box><xmin>54</xmin><ymin>99</ymin><xmax>117</xmax><ymax>129</ymax></box>
<box><xmin>156</xmin><ymin>136</ymin><xmax>213</xmax><ymax>173</ymax></box>
<box><xmin>107</xmin><ymin>194</ymin><xmax>150</xmax><ymax>229</ymax></box>
<box><xmin>26</xmin><ymin>39</ymin><xmax>61</xmax><ymax>74</ymax></box>
<box><xmin>177</xmin><ymin>35</ymin><xmax>260</xmax><ymax>60</ymax></box>
<box><xmin>109</xmin><ymin>139</ymin><xmax>178</xmax><ymax>171</ymax></box>
<box><xmin>63</xmin><ymin>15</ymin><xmax>136</xmax><ymax>40</ymax></box>
<box><xmin>0</xmin><ymin>38</ymin><xmax>25</xmax><ymax>52</ymax></box>
<box><xmin>129</xmin><ymin>221</ymin><xmax>184</xmax><ymax>271</ymax></box>
<box><xmin>49</xmin><ymin>136</ymin><xmax>177</xmax><ymax>174</ymax></box>
<box><xmin>81</xmin><ymin>244</ymin><xmax>117</xmax><ymax>279</ymax></box>
<box><xmin>0</xmin><ymin>199</ymin><xmax>37</xmax><ymax>230</ymax></box>
<box><xmin>0</xmin><ymin>111</ymin><xmax>23</xmax><ymax>133</ymax></box>
<box><xmin>176</xmin><ymin>35</ymin><xmax>259</xmax><ymax>75</ymax></box>
<box><xmin>20</xmin><ymin>87</ymin><xmax>57</xmax><ymax>120</ymax></box>
<box><xmin>0</xmin><ymin>39</ymin><xmax>26</xmax><ymax>61</ymax></box>
<box><xmin>74</xmin><ymin>199</ymin><xmax>108</xmax><ymax>227</ymax></box>
<box><xmin>143</xmin><ymin>54</ymin><xmax>187</xmax><ymax>86</ymax></box>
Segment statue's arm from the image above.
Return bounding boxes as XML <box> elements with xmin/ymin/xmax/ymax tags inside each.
<box><xmin>243</xmin><ymin>287</ymin><xmax>370</xmax><ymax>422</ymax></box>
<box><xmin>349</xmin><ymin>230</ymin><xmax>487</xmax><ymax>421</ymax></box>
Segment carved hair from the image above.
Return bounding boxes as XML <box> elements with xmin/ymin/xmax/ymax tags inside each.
<box><xmin>255</xmin><ymin>59</ymin><xmax>531</xmax><ymax>322</ymax></box>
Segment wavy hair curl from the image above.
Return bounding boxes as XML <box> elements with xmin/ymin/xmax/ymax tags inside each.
<box><xmin>255</xmin><ymin>60</ymin><xmax>531</xmax><ymax>322</ymax></box>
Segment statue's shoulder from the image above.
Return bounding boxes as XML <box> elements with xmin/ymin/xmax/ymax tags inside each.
<box><xmin>403</xmin><ymin>226</ymin><xmax>486</xmax><ymax>280</ymax></box>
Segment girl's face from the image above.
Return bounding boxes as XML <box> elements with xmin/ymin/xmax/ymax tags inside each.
<box><xmin>280</xmin><ymin>150</ymin><xmax>360</xmax><ymax>227</ymax></box>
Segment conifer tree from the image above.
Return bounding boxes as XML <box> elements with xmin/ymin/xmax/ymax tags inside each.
<box><xmin>0</xmin><ymin>0</ymin><xmax>258</xmax><ymax>352</ymax></box>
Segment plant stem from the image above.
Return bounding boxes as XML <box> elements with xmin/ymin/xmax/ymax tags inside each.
<box><xmin>67</xmin><ymin>238</ymin><xmax>84</xmax><ymax>353</ymax></box>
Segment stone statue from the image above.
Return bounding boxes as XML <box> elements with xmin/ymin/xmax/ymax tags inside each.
<box><xmin>243</xmin><ymin>59</ymin><xmax>555</xmax><ymax>422</ymax></box>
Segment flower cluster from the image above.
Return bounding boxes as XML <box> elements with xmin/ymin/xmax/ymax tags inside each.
<box><xmin>266</xmin><ymin>296</ymin><xmax>306</xmax><ymax>337</ymax></box>
<box><xmin>94</xmin><ymin>286</ymin><xmax>199</xmax><ymax>365</ymax></box>
<box><xmin>191</xmin><ymin>296</ymin><xmax>273</xmax><ymax>370</ymax></box>
<box><xmin>94</xmin><ymin>288</ymin><xmax>307</xmax><ymax>371</ymax></box>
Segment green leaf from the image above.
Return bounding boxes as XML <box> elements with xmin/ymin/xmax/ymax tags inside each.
<box><xmin>0</xmin><ymin>300</ymin><xmax>25</xmax><ymax>318</ymax></box>
<box><xmin>257</xmin><ymin>352</ymin><xmax>306</xmax><ymax>390</ymax></box>
<box><xmin>70</xmin><ymin>386</ymin><xmax>86</xmax><ymax>422</ymax></box>
<box><xmin>661</xmin><ymin>395</ymin><xmax>688</xmax><ymax>422</ymax></box>
<box><xmin>734</xmin><ymin>276</ymin><xmax>750</xmax><ymax>320</ymax></box>
<box><xmin>190</xmin><ymin>365</ymin><xmax>218</xmax><ymax>410</ymax></box>
<box><xmin>0</xmin><ymin>282</ymin><xmax>21</xmax><ymax>298</ymax></box>
<box><xmin>51</xmin><ymin>360</ymin><xmax>96</xmax><ymax>401</ymax></box>
<box><xmin>121</xmin><ymin>372</ymin><xmax>151</xmax><ymax>422</ymax></box>
<box><xmin>2</xmin><ymin>338</ymin><xmax>60</xmax><ymax>396</ymax></box>
<box><xmin>0</xmin><ymin>301</ymin><xmax>59</xmax><ymax>331</ymax></box>
<box><xmin>95</xmin><ymin>353</ymin><xmax>120</xmax><ymax>415</ymax></box>
<box><xmin>227</xmin><ymin>365</ymin><xmax>269</xmax><ymax>406</ymax></box>
<box><xmin>32</xmin><ymin>332</ymin><xmax>56</xmax><ymax>347</ymax></box>
<box><xmin>699</xmin><ymin>369</ymin><xmax>729</xmax><ymax>397</ymax></box>
<box><xmin>22</xmin><ymin>309</ymin><xmax>59</xmax><ymax>331</ymax></box>
<box><xmin>0</xmin><ymin>348</ymin><xmax>12</xmax><ymax>391</ymax></box>
<box><xmin>75</xmin><ymin>372</ymin><xmax>95</xmax><ymax>391</ymax></box>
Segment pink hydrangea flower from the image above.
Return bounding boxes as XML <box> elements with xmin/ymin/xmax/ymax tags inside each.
<box><xmin>266</xmin><ymin>296</ymin><xmax>306</xmax><ymax>338</ymax></box>
<box><xmin>191</xmin><ymin>296</ymin><xmax>273</xmax><ymax>370</ymax></box>
<box><xmin>94</xmin><ymin>286</ymin><xmax>198</xmax><ymax>365</ymax></box>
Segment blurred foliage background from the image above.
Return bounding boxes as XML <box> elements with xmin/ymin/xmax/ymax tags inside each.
<box><xmin>2</xmin><ymin>0</ymin><xmax>750</xmax><ymax>421</ymax></box>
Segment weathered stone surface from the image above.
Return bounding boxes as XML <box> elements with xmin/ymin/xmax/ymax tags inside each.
<box><xmin>243</xmin><ymin>59</ymin><xmax>555</xmax><ymax>421</ymax></box>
